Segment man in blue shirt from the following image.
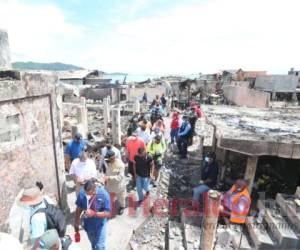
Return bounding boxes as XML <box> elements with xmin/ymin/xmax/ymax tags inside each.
<box><xmin>74</xmin><ymin>180</ymin><xmax>111</xmax><ymax>250</ymax></box>
<box><xmin>65</xmin><ymin>132</ymin><xmax>86</xmax><ymax>171</ymax></box>
<box><xmin>176</xmin><ymin>115</ymin><xmax>192</xmax><ymax>159</ymax></box>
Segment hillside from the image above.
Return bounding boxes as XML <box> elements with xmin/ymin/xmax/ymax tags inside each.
<box><xmin>12</xmin><ymin>61</ymin><xmax>84</xmax><ymax>71</ymax></box>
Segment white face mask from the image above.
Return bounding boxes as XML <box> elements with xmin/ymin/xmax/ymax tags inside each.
<box><xmin>205</xmin><ymin>157</ymin><xmax>210</xmax><ymax>162</ymax></box>
<box><xmin>86</xmin><ymin>195</ymin><xmax>92</xmax><ymax>201</ymax></box>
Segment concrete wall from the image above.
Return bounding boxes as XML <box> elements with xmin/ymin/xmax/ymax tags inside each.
<box><xmin>223</xmin><ymin>85</ymin><xmax>270</xmax><ymax>108</ymax></box>
<box><xmin>255</xmin><ymin>75</ymin><xmax>298</xmax><ymax>92</ymax></box>
<box><xmin>0</xmin><ymin>29</ymin><xmax>11</xmax><ymax>69</ymax></box>
<box><xmin>231</xmin><ymin>81</ymin><xmax>250</xmax><ymax>88</ymax></box>
<box><xmin>128</xmin><ymin>85</ymin><xmax>167</xmax><ymax>102</ymax></box>
<box><xmin>0</xmin><ymin>72</ymin><xmax>66</xmax><ymax>236</ymax></box>
<box><xmin>83</xmin><ymin>88</ymin><xmax>111</xmax><ymax>100</ymax></box>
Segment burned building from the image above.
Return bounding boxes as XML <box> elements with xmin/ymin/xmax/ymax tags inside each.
<box><xmin>255</xmin><ymin>75</ymin><xmax>298</xmax><ymax>101</ymax></box>
<box><xmin>0</xmin><ymin>71</ymin><xmax>67</xmax><ymax>237</ymax></box>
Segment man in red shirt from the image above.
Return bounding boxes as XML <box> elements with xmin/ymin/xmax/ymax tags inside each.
<box><xmin>125</xmin><ymin>131</ymin><xmax>146</xmax><ymax>186</ymax></box>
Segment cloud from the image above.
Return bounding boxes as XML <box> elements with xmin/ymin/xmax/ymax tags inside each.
<box><xmin>86</xmin><ymin>0</ymin><xmax>300</xmax><ymax>74</ymax></box>
<box><xmin>1</xmin><ymin>0</ymin><xmax>300</xmax><ymax>74</ymax></box>
<box><xmin>0</xmin><ymin>0</ymin><xmax>85</xmax><ymax>64</ymax></box>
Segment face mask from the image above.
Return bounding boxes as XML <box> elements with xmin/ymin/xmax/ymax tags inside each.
<box><xmin>205</xmin><ymin>157</ymin><xmax>210</xmax><ymax>162</ymax></box>
<box><xmin>86</xmin><ymin>194</ymin><xmax>92</xmax><ymax>200</ymax></box>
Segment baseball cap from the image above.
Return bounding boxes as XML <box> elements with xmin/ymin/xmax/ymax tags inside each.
<box><xmin>105</xmin><ymin>150</ymin><xmax>115</xmax><ymax>160</ymax></box>
<box><xmin>155</xmin><ymin>134</ymin><xmax>161</xmax><ymax>140</ymax></box>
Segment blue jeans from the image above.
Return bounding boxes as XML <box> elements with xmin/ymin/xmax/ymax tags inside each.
<box><xmin>170</xmin><ymin>128</ymin><xmax>179</xmax><ymax>143</ymax></box>
<box><xmin>136</xmin><ymin>176</ymin><xmax>150</xmax><ymax>201</ymax></box>
<box><xmin>193</xmin><ymin>184</ymin><xmax>210</xmax><ymax>202</ymax></box>
<box><xmin>86</xmin><ymin>223</ymin><xmax>106</xmax><ymax>250</ymax></box>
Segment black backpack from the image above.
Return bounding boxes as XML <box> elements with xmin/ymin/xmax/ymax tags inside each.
<box><xmin>31</xmin><ymin>199</ymin><xmax>66</xmax><ymax>237</ymax></box>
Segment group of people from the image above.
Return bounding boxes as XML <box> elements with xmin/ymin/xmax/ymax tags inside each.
<box><xmin>19</xmin><ymin>93</ymin><xmax>251</xmax><ymax>250</ymax></box>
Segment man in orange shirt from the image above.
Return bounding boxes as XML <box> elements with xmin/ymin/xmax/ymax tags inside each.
<box><xmin>125</xmin><ymin>131</ymin><xmax>146</xmax><ymax>186</ymax></box>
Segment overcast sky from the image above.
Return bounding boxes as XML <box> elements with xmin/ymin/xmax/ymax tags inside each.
<box><xmin>0</xmin><ymin>0</ymin><xmax>299</xmax><ymax>74</ymax></box>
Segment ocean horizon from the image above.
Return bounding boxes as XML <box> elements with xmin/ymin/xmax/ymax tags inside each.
<box><xmin>103</xmin><ymin>73</ymin><xmax>199</xmax><ymax>83</ymax></box>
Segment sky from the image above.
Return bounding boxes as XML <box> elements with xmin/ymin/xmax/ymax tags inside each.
<box><xmin>0</xmin><ymin>0</ymin><xmax>300</xmax><ymax>74</ymax></box>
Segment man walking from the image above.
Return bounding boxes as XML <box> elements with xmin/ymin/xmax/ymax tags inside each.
<box><xmin>125</xmin><ymin>131</ymin><xmax>146</xmax><ymax>186</ymax></box>
<box><xmin>133</xmin><ymin>147</ymin><xmax>154</xmax><ymax>204</ymax></box>
<box><xmin>176</xmin><ymin>115</ymin><xmax>192</xmax><ymax>159</ymax></box>
<box><xmin>99</xmin><ymin>139</ymin><xmax>121</xmax><ymax>174</ymax></box>
<box><xmin>170</xmin><ymin>111</ymin><xmax>181</xmax><ymax>144</ymax></box>
<box><xmin>70</xmin><ymin>149</ymin><xmax>97</xmax><ymax>195</ymax></box>
<box><xmin>147</xmin><ymin>134</ymin><xmax>166</xmax><ymax>186</ymax></box>
<box><xmin>19</xmin><ymin>187</ymin><xmax>47</xmax><ymax>248</ymax></box>
<box><xmin>74</xmin><ymin>180</ymin><xmax>111</xmax><ymax>250</ymax></box>
<box><xmin>104</xmin><ymin>150</ymin><xmax>126</xmax><ymax>215</ymax></box>
<box><xmin>136</xmin><ymin>121</ymin><xmax>151</xmax><ymax>145</ymax></box>
<box><xmin>65</xmin><ymin>132</ymin><xmax>86</xmax><ymax>171</ymax></box>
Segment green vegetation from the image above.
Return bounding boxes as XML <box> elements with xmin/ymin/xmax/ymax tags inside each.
<box><xmin>12</xmin><ymin>61</ymin><xmax>84</xmax><ymax>71</ymax></box>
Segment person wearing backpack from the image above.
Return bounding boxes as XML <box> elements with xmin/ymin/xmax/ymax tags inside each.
<box><xmin>74</xmin><ymin>180</ymin><xmax>111</xmax><ymax>250</ymax></box>
<box><xmin>19</xmin><ymin>186</ymin><xmax>66</xmax><ymax>249</ymax></box>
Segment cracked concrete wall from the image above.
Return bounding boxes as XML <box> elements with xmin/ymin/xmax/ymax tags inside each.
<box><xmin>223</xmin><ymin>85</ymin><xmax>270</xmax><ymax>108</ymax></box>
<box><xmin>0</xmin><ymin>30</ymin><xmax>11</xmax><ymax>69</ymax></box>
<box><xmin>0</xmin><ymin>72</ymin><xmax>67</xmax><ymax>235</ymax></box>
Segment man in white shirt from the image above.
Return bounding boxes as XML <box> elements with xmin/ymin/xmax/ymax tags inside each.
<box><xmin>70</xmin><ymin>149</ymin><xmax>97</xmax><ymax>195</ymax></box>
<box><xmin>136</xmin><ymin>121</ymin><xmax>151</xmax><ymax>145</ymax></box>
<box><xmin>99</xmin><ymin>140</ymin><xmax>121</xmax><ymax>174</ymax></box>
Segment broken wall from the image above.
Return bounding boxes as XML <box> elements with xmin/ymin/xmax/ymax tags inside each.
<box><xmin>128</xmin><ymin>85</ymin><xmax>167</xmax><ymax>102</ymax></box>
<box><xmin>83</xmin><ymin>88</ymin><xmax>111</xmax><ymax>100</ymax></box>
<box><xmin>255</xmin><ymin>75</ymin><xmax>298</xmax><ymax>92</ymax></box>
<box><xmin>0</xmin><ymin>72</ymin><xmax>66</xmax><ymax>233</ymax></box>
<box><xmin>223</xmin><ymin>85</ymin><xmax>270</xmax><ymax>108</ymax></box>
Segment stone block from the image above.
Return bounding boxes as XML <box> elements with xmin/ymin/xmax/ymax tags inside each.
<box><xmin>276</xmin><ymin>193</ymin><xmax>300</xmax><ymax>233</ymax></box>
<box><xmin>264</xmin><ymin>207</ymin><xmax>298</xmax><ymax>249</ymax></box>
<box><xmin>245</xmin><ymin>217</ymin><xmax>275</xmax><ymax>249</ymax></box>
<box><xmin>229</xmin><ymin>225</ymin><xmax>253</xmax><ymax>250</ymax></box>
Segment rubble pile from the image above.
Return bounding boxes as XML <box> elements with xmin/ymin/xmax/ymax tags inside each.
<box><xmin>130</xmin><ymin>146</ymin><xmax>203</xmax><ymax>249</ymax></box>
